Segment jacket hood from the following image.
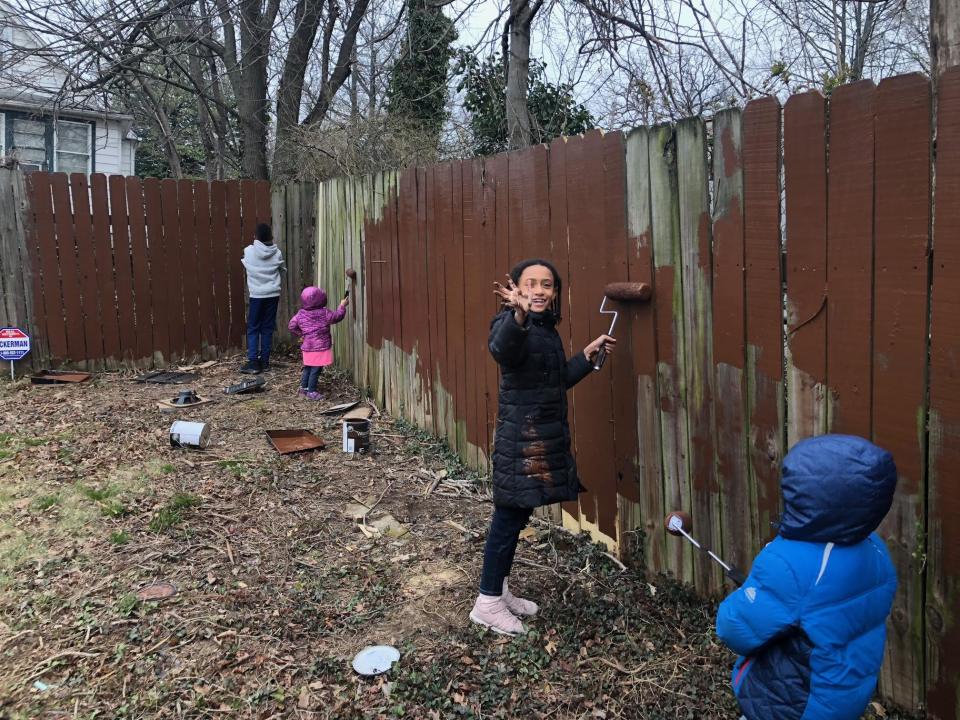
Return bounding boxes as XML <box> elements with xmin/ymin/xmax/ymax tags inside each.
<box><xmin>779</xmin><ymin>434</ymin><xmax>897</xmax><ymax>544</ymax></box>
<box><xmin>252</xmin><ymin>239</ymin><xmax>279</xmax><ymax>259</ymax></box>
<box><xmin>301</xmin><ymin>286</ymin><xmax>327</xmax><ymax>309</ymax></box>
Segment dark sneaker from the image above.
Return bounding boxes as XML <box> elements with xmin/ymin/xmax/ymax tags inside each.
<box><xmin>240</xmin><ymin>360</ymin><xmax>262</xmax><ymax>374</ymax></box>
<box><xmin>260</xmin><ymin>362</ymin><xmax>271</xmax><ymax>372</ymax></box>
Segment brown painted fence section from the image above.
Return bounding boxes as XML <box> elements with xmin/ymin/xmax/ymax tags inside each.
<box><xmin>6</xmin><ymin>173</ymin><xmax>273</xmax><ymax>368</ymax></box>
<box><xmin>316</xmin><ymin>70</ymin><xmax>960</xmax><ymax>717</ymax></box>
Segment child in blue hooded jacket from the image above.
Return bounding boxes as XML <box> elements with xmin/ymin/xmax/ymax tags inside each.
<box><xmin>716</xmin><ymin>434</ymin><xmax>898</xmax><ymax>720</ymax></box>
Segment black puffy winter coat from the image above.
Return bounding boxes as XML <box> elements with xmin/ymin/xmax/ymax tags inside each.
<box><xmin>489</xmin><ymin>309</ymin><xmax>593</xmax><ymax>508</ymax></box>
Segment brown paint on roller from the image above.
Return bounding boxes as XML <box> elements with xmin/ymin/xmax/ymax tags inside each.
<box><xmin>346</xmin><ymin>268</ymin><xmax>357</xmax><ymax>280</ymax></box>
<box><xmin>602</xmin><ymin>281</ymin><xmax>651</xmax><ymax>302</ymax></box>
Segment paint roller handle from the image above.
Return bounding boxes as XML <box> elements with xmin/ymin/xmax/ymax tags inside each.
<box><xmin>593</xmin><ymin>343</ymin><xmax>608</xmax><ymax>371</ymax></box>
<box><xmin>726</xmin><ymin>566</ymin><xmax>747</xmax><ymax>587</ymax></box>
<box><xmin>587</xmin><ymin>334</ymin><xmax>616</xmax><ymax>371</ymax></box>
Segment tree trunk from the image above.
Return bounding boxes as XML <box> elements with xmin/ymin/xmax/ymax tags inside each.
<box><xmin>137</xmin><ymin>78</ymin><xmax>184</xmax><ymax>179</ymax></box>
<box><xmin>506</xmin><ymin>0</ymin><xmax>538</xmax><ymax>151</ymax></box>
<box><xmin>932</xmin><ymin>0</ymin><xmax>960</xmax><ymax>78</ymax></box>
<box><xmin>274</xmin><ymin>0</ymin><xmax>325</xmax><ymax>179</ymax></box>
<box><xmin>237</xmin><ymin>0</ymin><xmax>272</xmax><ymax>179</ymax></box>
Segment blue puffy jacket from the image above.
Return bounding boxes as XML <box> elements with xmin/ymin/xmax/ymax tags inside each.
<box><xmin>716</xmin><ymin>434</ymin><xmax>898</xmax><ymax>720</ymax></box>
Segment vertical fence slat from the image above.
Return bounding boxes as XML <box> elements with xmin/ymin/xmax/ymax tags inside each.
<box><xmin>872</xmin><ymin>72</ymin><xmax>931</xmax><ymax>710</ymax></box>
<box><xmin>548</xmin><ymin>138</ymin><xmax>578</xmax><ymax>523</ymax></box>
<box><xmin>70</xmin><ymin>174</ymin><xmax>102</xmax><ymax>364</ymax></box>
<box><xmin>226</xmin><ymin>181</ymin><xmax>245</xmax><ymax>351</ymax></box>
<box><xmin>160</xmin><ymin>179</ymin><xmax>185</xmax><ymax>361</ymax></box>
<box><xmin>649</xmin><ymin>124</ymin><xmax>691</xmax><ymax>580</ymax></box>
<box><xmin>569</xmin><ymin>131</ymin><xmax>618</xmax><ymax>536</ymax></box>
<box><xmin>125</xmin><ymin>177</ymin><xmax>154</xmax><ymax>363</ymax></box>
<box><xmin>178</xmin><ymin>180</ymin><xmax>202</xmax><ymax>359</ymax></box>
<box><xmin>26</xmin><ymin>175</ymin><xmax>51</xmax><ymax>366</ymax></box>
<box><xmin>927</xmin><ymin>65</ymin><xmax>960</xmax><ymax>720</ymax></box>
<box><xmin>601</xmin><ymin>131</ymin><xmax>634</xmax><ymax>545</ymax></box>
<box><xmin>826</xmin><ymin>80</ymin><xmax>877</xmax><ymax>436</ymax></box>
<box><xmin>33</xmin><ymin>174</ymin><xmax>68</xmax><ymax>363</ymax></box>
<box><xmin>0</xmin><ymin>171</ymin><xmax>25</xmax><ymax>331</ymax></box>
<box><xmin>784</xmin><ymin>91</ymin><xmax>829</xmax><ymax>447</ymax></box>
<box><xmin>432</xmin><ymin>163</ymin><xmax>450</xmax><ymax>438</ymax></box>
<box><xmin>711</xmin><ymin>110</ymin><xmax>752</xmax><ymax>575</ymax></box>
<box><xmin>143</xmin><ymin>178</ymin><xmax>169</xmax><ymax>362</ymax></box>
<box><xmin>461</xmin><ymin>160</ymin><xmax>481</xmax><ymax>467</ymax></box>
<box><xmin>70</xmin><ymin>173</ymin><xmax>105</xmax><ymax>364</ymax></box>
<box><xmin>209</xmin><ymin>182</ymin><xmax>230</xmax><ymax>350</ymax></box>
<box><xmin>449</xmin><ymin>161</ymin><xmax>467</xmax><ymax>457</ymax></box>
<box><xmin>90</xmin><ymin>174</ymin><xmax>121</xmax><ymax>365</ymax></box>
<box><xmin>476</xmin><ymin>158</ymin><xmax>497</xmax><ymax>470</ymax></box>
<box><xmin>193</xmin><ymin>181</ymin><xmax>217</xmax><ymax>355</ymax></box>
<box><xmin>624</xmin><ymin>127</ymin><xmax>664</xmax><ymax>569</ymax></box>
<box><xmin>742</xmin><ymin>97</ymin><xmax>784</xmax><ymax>553</ymax></box>
<box><xmin>677</xmin><ymin>118</ymin><xmax>721</xmax><ymax>590</ymax></box>
<box><xmin>13</xmin><ymin>171</ymin><xmax>42</xmax><ymax>370</ymax></box>
<box><xmin>108</xmin><ymin>175</ymin><xmax>136</xmax><ymax>360</ymax></box>
<box><xmin>51</xmin><ymin>173</ymin><xmax>88</xmax><ymax>361</ymax></box>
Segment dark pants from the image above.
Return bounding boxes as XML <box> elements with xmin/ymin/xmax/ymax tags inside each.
<box><xmin>479</xmin><ymin>505</ymin><xmax>533</xmax><ymax>596</ymax></box>
<box><xmin>301</xmin><ymin>366</ymin><xmax>323</xmax><ymax>391</ymax></box>
<box><xmin>247</xmin><ymin>296</ymin><xmax>279</xmax><ymax>364</ymax></box>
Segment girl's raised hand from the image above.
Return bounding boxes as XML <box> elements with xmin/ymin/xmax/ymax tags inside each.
<box><xmin>493</xmin><ymin>276</ymin><xmax>531</xmax><ymax>322</ymax></box>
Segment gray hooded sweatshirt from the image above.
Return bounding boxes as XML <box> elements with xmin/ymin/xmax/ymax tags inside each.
<box><xmin>241</xmin><ymin>240</ymin><xmax>285</xmax><ymax>298</ymax></box>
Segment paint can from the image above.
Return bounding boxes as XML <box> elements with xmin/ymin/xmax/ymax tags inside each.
<box><xmin>342</xmin><ymin>419</ymin><xmax>370</xmax><ymax>454</ymax></box>
<box><xmin>169</xmin><ymin>421</ymin><xmax>210</xmax><ymax>449</ymax></box>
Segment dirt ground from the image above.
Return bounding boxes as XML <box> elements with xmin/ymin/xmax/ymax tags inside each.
<box><xmin>0</xmin><ymin>356</ymin><xmax>919</xmax><ymax>719</ymax></box>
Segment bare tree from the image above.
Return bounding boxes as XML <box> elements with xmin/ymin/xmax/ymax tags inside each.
<box><xmin>0</xmin><ymin>0</ymin><xmax>402</xmax><ymax>179</ymax></box>
<box><xmin>570</xmin><ymin>0</ymin><xmax>927</xmax><ymax>122</ymax></box>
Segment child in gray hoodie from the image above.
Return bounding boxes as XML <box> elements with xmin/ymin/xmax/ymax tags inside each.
<box><xmin>240</xmin><ymin>223</ymin><xmax>284</xmax><ymax>374</ymax></box>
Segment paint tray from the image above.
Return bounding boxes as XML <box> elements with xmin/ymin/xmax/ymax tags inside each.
<box><xmin>224</xmin><ymin>377</ymin><xmax>266</xmax><ymax>395</ymax></box>
<box><xmin>31</xmin><ymin>370</ymin><xmax>92</xmax><ymax>384</ymax></box>
<box><xmin>266</xmin><ymin>430</ymin><xmax>325</xmax><ymax>454</ymax></box>
<box><xmin>135</xmin><ymin>371</ymin><xmax>198</xmax><ymax>384</ymax></box>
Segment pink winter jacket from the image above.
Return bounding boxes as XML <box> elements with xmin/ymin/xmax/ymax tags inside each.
<box><xmin>288</xmin><ymin>287</ymin><xmax>347</xmax><ymax>352</ymax></box>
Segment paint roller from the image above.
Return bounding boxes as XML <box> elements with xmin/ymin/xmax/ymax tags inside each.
<box><xmin>345</xmin><ymin>268</ymin><xmax>356</xmax><ymax>318</ymax></box>
<box><xmin>593</xmin><ymin>282</ymin><xmax>652</xmax><ymax>371</ymax></box>
<box><xmin>665</xmin><ymin>510</ymin><xmax>747</xmax><ymax>586</ymax></box>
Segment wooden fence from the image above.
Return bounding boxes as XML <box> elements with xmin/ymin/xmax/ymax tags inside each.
<box><xmin>0</xmin><ymin>173</ymin><xmax>276</xmax><ymax>368</ymax></box>
<box><xmin>315</xmin><ymin>70</ymin><xmax>960</xmax><ymax>718</ymax></box>
<box><xmin>0</xmin><ymin>70</ymin><xmax>958</xmax><ymax>716</ymax></box>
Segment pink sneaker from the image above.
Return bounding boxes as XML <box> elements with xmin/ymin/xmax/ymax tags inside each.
<box><xmin>305</xmin><ymin>391</ymin><xmax>326</xmax><ymax>401</ymax></box>
<box><xmin>297</xmin><ymin>388</ymin><xmax>308</xmax><ymax>397</ymax></box>
<box><xmin>502</xmin><ymin>579</ymin><xmax>539</xmax><ymax>617</ymax></box>
<box><xmin>469</xmin><ymin>594</ymin><xmax>525</xmax><ymax>636</ymax></box>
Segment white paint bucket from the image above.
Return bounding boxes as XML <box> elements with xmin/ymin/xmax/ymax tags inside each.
<box><xmin>169</xmin><ymin>421</ymin><xmax>210</xmax><ymax>449</ymax></box>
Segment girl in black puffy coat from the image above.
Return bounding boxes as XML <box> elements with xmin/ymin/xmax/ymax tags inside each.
<box><xmin>469</xmin><ymin>259</ymin><xmax>615</xmax><ymax>636</ymax></box>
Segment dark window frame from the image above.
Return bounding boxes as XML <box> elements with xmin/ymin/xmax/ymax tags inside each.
<box><xmin>2</xmin><ymin>109</ymin><xmax>96</xmax><ymax>172</ymax></box>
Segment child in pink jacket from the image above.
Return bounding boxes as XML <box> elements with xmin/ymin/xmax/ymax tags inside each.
<box><xmin>288</xmin><ymin>286</ymin><xmax>348</xmax><ymax>399</ymax></box>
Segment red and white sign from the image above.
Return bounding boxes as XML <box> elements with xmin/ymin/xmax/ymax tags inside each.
<box><xmin>0</xmin><ymin>327</ymin><xmax>30</xmax><ymax>361</ymax></box>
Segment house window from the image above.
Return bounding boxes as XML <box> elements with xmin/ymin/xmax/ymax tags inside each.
<box><xmin>12</xmin><ymin>117</ymin><xmax>47</xmax><ymax>170</ymax></box>
<box><xmin>55</xmin><ymin>120</ymin><xmax>91</xmax><ymax>174</ymax></box>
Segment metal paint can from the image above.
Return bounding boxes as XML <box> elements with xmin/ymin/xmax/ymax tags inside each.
<box><xmin>169</xmin><ymin>421</ymin><xmax>210</xmax><ymax>449</ymax></box>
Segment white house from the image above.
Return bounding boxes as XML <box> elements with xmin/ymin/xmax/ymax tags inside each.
<box><xmin>0</xmin><ymin>10</ymin><xmax>139</xmax><ymax>175</ymax></box>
